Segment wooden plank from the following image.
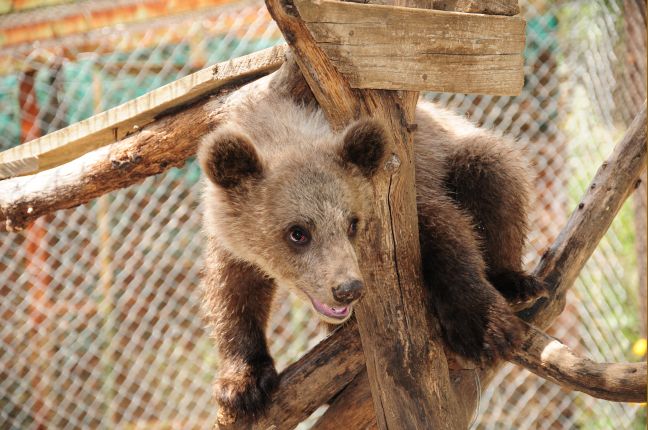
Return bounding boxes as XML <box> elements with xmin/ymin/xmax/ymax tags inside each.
<box><xmin>431</xmin><ymin>0</ymin><xmax>520</xmax><ymax>15</ymax></box>
<box><xmin>526</xmin><ymin>102</ymin><xmax>648</xmax><ymax>328</ymax></box>
<box><xmin>296</xmin><ymin>0</ymin><xmax>525</xmax><ymax>94</ymax></box>
<box><xmin>347</xmin><ymin>1</ymin><xmax>520</xmax><ymax>15</ymax></box>
<box><xmin>0</xmin><ymin>45</ymin><xmax>287</xmax><ymax>179</ymax></box>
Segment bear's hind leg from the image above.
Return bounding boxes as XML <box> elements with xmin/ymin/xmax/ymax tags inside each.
<box><xmin>418</xmin><ymin>193</ymin><xmax>523</xmax><ymax>364</ymax></box>
<box><xmin>443</xmin><ymin>135</ymin><xmax>548</xmax><ymax>307</ymax></box>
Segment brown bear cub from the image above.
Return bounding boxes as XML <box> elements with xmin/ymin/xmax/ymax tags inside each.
<box><xmin>198</xmin><ymin>79</ymin><xmax>547</xmax><ymax>421</ymax></box>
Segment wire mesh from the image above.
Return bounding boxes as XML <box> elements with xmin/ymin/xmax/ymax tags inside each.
<box><xmin>0</xmin><ymin>1</ymin><xmax>646</xmax><ymax>429</ymax></box>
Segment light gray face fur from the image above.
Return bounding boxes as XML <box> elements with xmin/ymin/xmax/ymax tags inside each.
<box><xmin>200</xmin><ymin>93</ymin><xmax>384</xmax><ymax>324</ymax></box>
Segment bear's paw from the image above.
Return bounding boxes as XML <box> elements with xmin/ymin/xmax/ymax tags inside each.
<box><xmin>214</xmin><ymin>359</ymin><xmax>279</xmax><ymax>425</ymax></box>
<box><xmin>439</xmin><ymin>293</ymin><xmax>523</xmax><ymax>366</ymax></box>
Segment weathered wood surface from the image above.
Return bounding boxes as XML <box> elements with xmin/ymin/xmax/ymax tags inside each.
<box><xmin>297</xmin><ymin>0</ymin><xmax>525</xmax><ymax>95</ymax></box>
<box><xmin>346</xmin><ymin>0</ymin><xmax>520</xmax><ymax>15</ymax></box>
<box><xmin>0</xmin><ymin>65</ymin><xmax>286</xmax><ymax>232</ymax></box>
<box><xmin>311</xmin><ymin>370</ymin><xmax>377</xmax><ymax>430</ymax></box>
<box><xmin>266</xmin><ymin>1</ymin><xmax>467</xmax><ymax>429</ymax></box>
<box><xmin>431</xmin><ymin>0</ymin><xmax>520</xmax><ymax>15</ymax></box>
<box><xmin>0</xmin><ymin>46</ymin><xmax>287</xmax><ymax>180</ymax></box>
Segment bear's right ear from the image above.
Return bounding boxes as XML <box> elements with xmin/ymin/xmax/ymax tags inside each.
<box><xmin>198</xmin><ymin>127</ymin><xmax>264</xmax><ymax>189</ymax></box>
<box><xmin>339</xmin><ymin>119</ymin><xmax>388</xmax><ymax>178</ymax></box>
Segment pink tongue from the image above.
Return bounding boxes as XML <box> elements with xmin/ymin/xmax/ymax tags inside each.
<box><xmin>311</xmin><ymin>297</ymin><xmax>349</xmax><ymax>319</ymax></box>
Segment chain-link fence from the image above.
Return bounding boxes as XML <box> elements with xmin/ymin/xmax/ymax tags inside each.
<box><xmin>0</xmin><ymin>1</ymin><xmax>646</xmax><ymax>429</ymax></box>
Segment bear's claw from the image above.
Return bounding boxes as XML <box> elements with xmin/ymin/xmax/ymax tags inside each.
<box><xmin>214</xmin><ymin>360</ymin><xmax>279</xmax><ymax>425</ymax></box>
<box><xmin>438</xmin><ymin>292</ymin><xmax>524</xmax><ymax>366</ymax></box>
<box><xmin>489</xmin><ymin>271</ymin><xmax>549</xmax><ymax>309</ymax></box>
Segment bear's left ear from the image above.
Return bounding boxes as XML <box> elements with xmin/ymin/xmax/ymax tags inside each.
<box><xmin>339</xmin><ymin>119</ymin><xmax>388</xmax><ymax>178</ymax></box>
<box><xmin>198</xmin><ymin>126</ymin><xmax>264</xmax><ymax>189</ymax></box>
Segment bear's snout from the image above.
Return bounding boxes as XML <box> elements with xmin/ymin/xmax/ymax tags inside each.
<box><xmin>332</xmin><ymin>279</ymin><xmax>364</xmax><ymax>304</ymax></box>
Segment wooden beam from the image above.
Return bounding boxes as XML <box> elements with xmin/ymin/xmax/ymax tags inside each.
<box><xmin>345</xmin><ymin>0</ymin><xmax>520</xmax><ymax>15</ymax></box>
<box><xmin>296</xmin><ymin>0</ymin><xmax>525</xmax><ymax>95</ymax></box>
<box><xmin>265</xmin><ymin>1</ymin><xmax>466</xmax><ymax>429</ymax></box>
<box><xmin>0</xmin><ymin>58</ymin><xmax>288</xmax><ymax>232</ymax></box>
<box><xmin>0</xmin><ymin>45</ymin><xmax>287</xmax><ymax>180</ymax></box>
<box><xmin>512</xmin><ymin>324</ymin><xmax>648</xmax><ymax>403</ymax></box>
<box><xmin>311</xmin><ymin>370</ymin><xmax>376</xmax><ymax>430</ymax></box>
<box><xmin>431</xmin><ymin>0</ymin><xmax>520</xmax><ymax>15</ymax></box>
<box><xmin>523</xmin><ymin>102</ymin><xmax>648</xmax><ymax>329</ymax></box>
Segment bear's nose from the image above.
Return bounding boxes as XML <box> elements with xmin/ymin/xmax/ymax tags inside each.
<box><xmin>332</xmin><ymin>279</ymin><xmax>364</xmax><ymax>304</ymax></box>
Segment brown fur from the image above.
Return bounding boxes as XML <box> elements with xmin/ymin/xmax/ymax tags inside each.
<box><xmin>198</xmin><ymin>88</ymin><xmax>546</xmax><ymax>421</ymax></box>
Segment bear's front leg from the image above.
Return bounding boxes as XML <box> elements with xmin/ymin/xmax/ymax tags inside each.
<box><xmin>201</xmin><ymin>244</ymin><xmax>278</xmax><ymax>424</ymax></box>
<box><xmin>418</xmin><ymin>194</ymin><xmax>524</xmax><ymax>365</ymax></box>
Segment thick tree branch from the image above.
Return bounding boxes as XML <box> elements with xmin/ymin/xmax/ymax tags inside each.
<box><xmin>513</xmin><ymin>324</ymin><xmax>647</xmax><ymax>403</ymax></box>
<box><xmin>522</xmin><ymin>102</ymin><xmax>647</xmax><ymax>329</ymax></box>
<box><xmin>265</xmin><ymin>0</ymin><xmax>360</xmax><ymax>130</ymax></box>
<box><xmin>314</xmin><ymin>322</ymin><xmax>647</xmax><ymax>429</ymax></box>
<box><xmin>0</xmin><ymin>49</ymin><xmax>287</xmax><ymax>232</ymax></box>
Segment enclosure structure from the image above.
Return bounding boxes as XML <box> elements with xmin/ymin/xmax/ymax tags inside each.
<box><xmin>0</xmin><ymin>0</ymin><xmax>646</xmax><ymax>429</ymax></box>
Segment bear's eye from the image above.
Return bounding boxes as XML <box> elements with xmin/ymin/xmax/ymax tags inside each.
<box><xmin>348</xmin><ymin>217</ymin><xmax>360</xmax><ymax>238</ymax></box>
<box><xmin>288</xmin><ymin>226</ymin><xmax>310</xmax><ymax>245</ymax></box>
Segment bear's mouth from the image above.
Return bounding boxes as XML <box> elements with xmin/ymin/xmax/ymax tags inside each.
<box><xmin>308</xmin><ymin>295</ymin><xmax>351</xmax><ymax>322</ymax></box>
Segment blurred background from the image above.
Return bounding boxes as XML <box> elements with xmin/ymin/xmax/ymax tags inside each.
<box><xmin>0</xmin><ymin>0</ymin><xmax>646</xmax><ymax>428</ymax></box>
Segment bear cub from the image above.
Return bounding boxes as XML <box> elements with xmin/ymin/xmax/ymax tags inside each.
<box><xmin>198</xmin><ymin>81</ymin><xmax>546</xmax><ymax>422</ymax></box>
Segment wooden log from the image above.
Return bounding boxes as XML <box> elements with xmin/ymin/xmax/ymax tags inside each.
<box><xmin>313</xmin><ymin>325</ymin><xmax>648</xmax><ymax>430</ymax></box>
<box><xmin>523</xmin><ymin>102</ymin><xmax>648</xmax><ymax>328</ymax></box>
<box><xmin>296</xmin><ymin>0</ymin><xmax>525</xmax><ymax>95</ymax></box>
<box><xmin>0</xmin><ymin>45</ymin><xmax>286</xmax><ymax>180</ymax></box>
<box><xmin>311</xmin><ymin>370</ymin><xmax>377</xmax><ymax>430</ymax></box>
<box><xmin>0</xmin><ymin>56</ymin><xmax>289</xmax><ymax>232</ymax></box>
<box><xmin>512</xmin><ymin>324</ymin><xmax>647</xmax><ymax>403</ymax></box>
<box><xmin>266</xmin><ymin>1</ymin><xmax>468</xmax><ymax>429</ymax></box>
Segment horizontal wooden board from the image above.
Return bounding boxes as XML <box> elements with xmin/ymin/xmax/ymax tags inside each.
<box><xmin>0</xmin><ymin>45</ymin><xmax>286</xmax><ymax>179</ymax></box>
<box><xmin>431</xmin><ymin>0</ymin><xmax>520</xmax><ymax>15</ymax></box>
<box><xmin>355</xmin><ymin>1</ymin><xmax>520</xmax><ymax>15</ymax></box>
<box><xmin>296</xmin><ymin>0</ymin><xmax>525</xmax><ymax>95</ymax></box>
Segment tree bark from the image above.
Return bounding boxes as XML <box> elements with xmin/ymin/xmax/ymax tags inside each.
<box><xmin>512</xmin><ymin>323</ymin><xmax>647</xmax><ymax>403</ymax></box>
<box><xmin>0</xmin><ymin>54</ymin><xmax>285</xmax><ymax>232</ymax></box>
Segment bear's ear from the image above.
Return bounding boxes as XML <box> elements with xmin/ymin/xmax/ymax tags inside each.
<box><xmin>198</xmin><ymin>127</ymin><xmax>264</xmax><ymax>189</ymax></box>
<box><xmin>339</xmin><ymin>119</ymin><xmax>388</xmax><ymax>178</ymax></box>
